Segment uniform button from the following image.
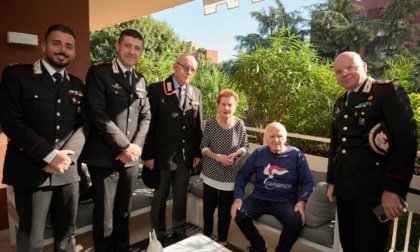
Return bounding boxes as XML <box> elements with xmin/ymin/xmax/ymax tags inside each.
<box><xmin>342</xmin><ymin>138</ymin><xmax>347</xmax><ymax>142</ymax></box>
<box><xmin>56</xmin><ymin>125</ymin><xmax>60</xmax><ymax>130</ymax></box>
<box><xmin>361</xmin><ymin>112</ymin><xmax>365</xmax><ymax>115</ymax></box>
<box><xmin>128</xmin><ymin>118</ymin><xmax>131</xmax><ymax>122</ymax></box>
<box><xmin>57</xmin><ymin>99</ymin><xmax>61</xmax><ymax>103</ymax></box>
<box><xmin>376</xmin><ymin>162</ymin><xmax>380</xmax><ymax>165</ymax></box>
<box><xmin>129</xmin><ymin>106</ymin><xmax>132</xmax><ymax>110</ymax></box>
<box><xmin>55</xmin><ymin>139</ymin><xmax>59</xmax><ymax>143</ymax></box>
<box><xmin>57</xmin><ymin>112</ymin><xmax>61</xmax><ymax>116</ymax></box>
<box><xmin>34</xmin><ymin>95</ymin><xmax>38</xmax><ymax>98</ymax></box>
<box><xmin>183</xmin><ymin>112</ymin><xmax>186</xmax><ymax>115</ymax></box>
<box><xmin>182</xmin><ymin>140</ymin><xmax>185</xmax><ymax>143</ymax></box>
<box><xmin>131</xmin><ymin>94</ymin><xmax>133</xmax><ymax>98</ymax></box>
<box><xmin>183</xmin><ymin>126</ymin><xmax>186</xmax><ymax>129</ymax></box>
<box><xmin>342</xmin><ymin>149</ymin><xmax>346</xmax><ymax>154</ymax></box>
<box><xmin>343</xmin><ymin>126</ymin><xmax>348</xmax><ymax>131</ymax></box>
<box><xmin>127</xmin><ymin>131</ymin><xmax>130</xmax><ymax>135</ymax></box>
<box><xmin>115</xmin><ymin>91</ymin><xmax>118</xmax><ymax>94</ymax></box>
<box><xmin>344</xmin><ymin>114</ymin><xmax>348</xmax><ymax>119</ymax></box>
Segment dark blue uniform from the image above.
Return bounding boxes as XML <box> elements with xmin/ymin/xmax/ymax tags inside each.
<box><xmin>142</xmin><ymin>76</ymin><xmax>202</xmax><ymax>239</ymax></box>
<box><xmin>0</xmin><ymin>59</ymin><xmax>89</xmax><ymax>252</ymax></box>
<box><xmin>327</xmin><ymin>77</ymin><xmax>417</xmax><ymax>251</ymax></box>
<box><xmin>84</xmin><ymin>58</ymin><xmax>150</xmax><ymax>251</ymax></box>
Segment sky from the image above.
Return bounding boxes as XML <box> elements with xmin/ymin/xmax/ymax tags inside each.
<box><xmin>152</xmin><ymin>0</ymin><xmax>321</xmax><ymax>62</ymax></box>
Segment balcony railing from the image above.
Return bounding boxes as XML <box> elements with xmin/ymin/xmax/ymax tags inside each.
<box><xmin>245</xmin><ymin>126</ymin><xmax>420</xmax><ymax>252</ymax></box>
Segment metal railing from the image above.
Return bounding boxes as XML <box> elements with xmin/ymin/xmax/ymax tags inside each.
<box><xmin>245</xmin><ymin>126</ymin><xmax>420</xmax><ymax>252</ymax></box>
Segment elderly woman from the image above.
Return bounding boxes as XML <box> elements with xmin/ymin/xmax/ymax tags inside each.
<box><xmin>200</xmin><ymin>89</ymin><xmax>249</xmax><ymax>246</ymax></box>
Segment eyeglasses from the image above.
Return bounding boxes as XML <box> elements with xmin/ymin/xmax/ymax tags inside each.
<box><xmin>335</xmin><ymin>64</ymin><xmax>359</xmax><ymax>76</ymax></box>
<box><xmin>176</xmin><ymin>62</ymin><xmax>196</xmax><ymax>73</ymax></box>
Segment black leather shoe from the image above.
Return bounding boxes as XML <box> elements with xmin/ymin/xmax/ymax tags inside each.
<box><xmin>171</xmin><ymin>232</ymin><xmax>186</xmax><ymax>241</ymax></box>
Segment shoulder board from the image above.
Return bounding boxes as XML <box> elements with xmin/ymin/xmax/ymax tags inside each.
<box><xmin>67</xmin><ymin>73</ymin><xmax>83</xmax><ymax>83</ymax></box>
<box><xmin>8</xmin><ymin>63</ymin><xmax>32</xmax><ymax>67</ymax></box>
<box><xmin>94</xmin><ymin>62</ymin><xmax>112</xmax><ymax>66</ymax></box>
<box><xmin>374</xmin><ymin>79</ymin><xmax>395</xmax><ymax>85</ymax></box>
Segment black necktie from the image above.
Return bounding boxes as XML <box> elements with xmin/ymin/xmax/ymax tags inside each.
<box><xmin>125</xmin><ymin>71</ymin><xmax>132</xmax><ymax>86</ymax></box>
<box><xmin>53</xmin><ymin>72</ymin><xmax>62</xmax><ymax>85</ymax></box>
<box><xmin>346</xmin><ymin>92</ymin><xmax>355</xmax><ymax>106</ymax></box>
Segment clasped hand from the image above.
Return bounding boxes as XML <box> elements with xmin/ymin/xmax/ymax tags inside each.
<box><xmin>216</xmin><ymin>153</ymin><xmax>235</xmax><ymax>166</ymax></box>
<box><xmin>43</xmin><ymin>150</ymin><xmax>75</xmax><ymax>174</ymax></box>
<box><xmin>116</xmin><ymin>144</ymin><xmax>141</xmax><ymax>164</ymax></box>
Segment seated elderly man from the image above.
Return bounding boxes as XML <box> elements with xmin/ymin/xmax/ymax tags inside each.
<box><xmin>231</xmin><ymin>122</ymin><xmax>314</xmax><ymax>252</ymax></box>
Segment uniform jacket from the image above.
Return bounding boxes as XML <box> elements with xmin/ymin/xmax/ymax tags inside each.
<box><xmin>0</xmin><ymin>59</ymin><xmax>89</xmax><ymax>187</ymax></box>
<box><xmin>84</xmin><ymin>58</ymin><xmax>151</xmax><ymax>168</ymax></box>
<box><xmin>327</xmin><ymin>77</ymin><xmax>418</xmax><ymax>203</ymax></box>
<box><xmin>142</xmin><ymin>75</ymin><xmax>203</xmax><ymax>171</ymax></box>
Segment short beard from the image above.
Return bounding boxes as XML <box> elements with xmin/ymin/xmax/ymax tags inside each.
<box><xmin>45</xmin><ymin>54</ymin><xmax>69</xmax><ymax>69</ymax></box>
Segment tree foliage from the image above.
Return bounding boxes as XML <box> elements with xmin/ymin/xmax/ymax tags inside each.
<box><xmin>90</xmin><ymin>16</ymin><xmax>192</xmax><ymax>83</ymax></box>
<box><xmin>234</xmin><ymin>27</ymin><xmax>342</xmax><ymax>142</ymax></box>
<box><xmin>374</xmin><ymin>0</ymin><xmax>420</xmax><ymax>58</ymax></box>
<box><xmin>382</xmin><ymin>56</ymin><xmax>416</xmax><ymax>92</ymax></box>
<box><xmin>363</xmin><ymin>0</ymin><xmax>420</xmax><ymax>90</ymax></box>
<box><xmin>234</xmin><ymin>0</ymin><xmax>306</xmax><ymax>54</ymax></box>
<box><xmin>309</xmin><ymin>0</ymin><xmax>376</xmax><ymax>60</ymax></box>
<box><xmin>192</xmin><ymin>59</ymin><xmax>247</xmax><ymax>120</ymax></box>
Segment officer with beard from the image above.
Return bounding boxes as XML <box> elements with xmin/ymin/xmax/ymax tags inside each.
<box><xmin>0</xmin><ymin>24</ymin><xmax>89</xmax><ymax>252</ymax></box>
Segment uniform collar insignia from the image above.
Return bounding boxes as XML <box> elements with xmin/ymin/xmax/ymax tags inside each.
<box><xmin>186</xmin><ymin>85</ymin><xmax>194</xmax><ymax>101</ymax></box>
<box><xmin>33</xmin><ymin>59</ymin><xmax>42</xmax><ymax>75</ymax></box>
<box><xmin>111</xmin><ymin>58</ymin><xmax>119</xmax><ymax>74</ymax></box>
<box><xmin>163</xmin><ymin>81</ymin><xmax>176</xmax><ymax>96</ymax></box>
<box><xmin>33</xmin><ymin>59</ymin><xmax>70</xmax><ymax>81</ymax></box>
<box><xmin>362</xmin><ymin>76</ymin><xmax>375</xmax><ymax>93</ymax></box>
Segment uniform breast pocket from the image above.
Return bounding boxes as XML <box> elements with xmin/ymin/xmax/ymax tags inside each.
<box><xmin>353</xmin><ymin>106</ymin><xmax>376</xmax><ymax>126</ymax></box>
<box><xmin>106</xmin><ymin>88</ymin><xmax>128</xmax><ymax>108</ymax></box>
<box><xmin>22</xmin><ymin>92</ymin><xmax>52</xmax><ymax>117</ymax></box>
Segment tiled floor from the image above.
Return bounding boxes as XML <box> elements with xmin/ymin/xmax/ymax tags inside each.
<box><xmin>1</xmin><ymin>205</ymin><xmax>321</xmax><ymax>252</ymax></box>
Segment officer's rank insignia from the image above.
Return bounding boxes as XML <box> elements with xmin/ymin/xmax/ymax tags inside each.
<box><xmin>111</xmin><ymin>83</ymin><xmax>122</xmax><ymax>89</ymax></box>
